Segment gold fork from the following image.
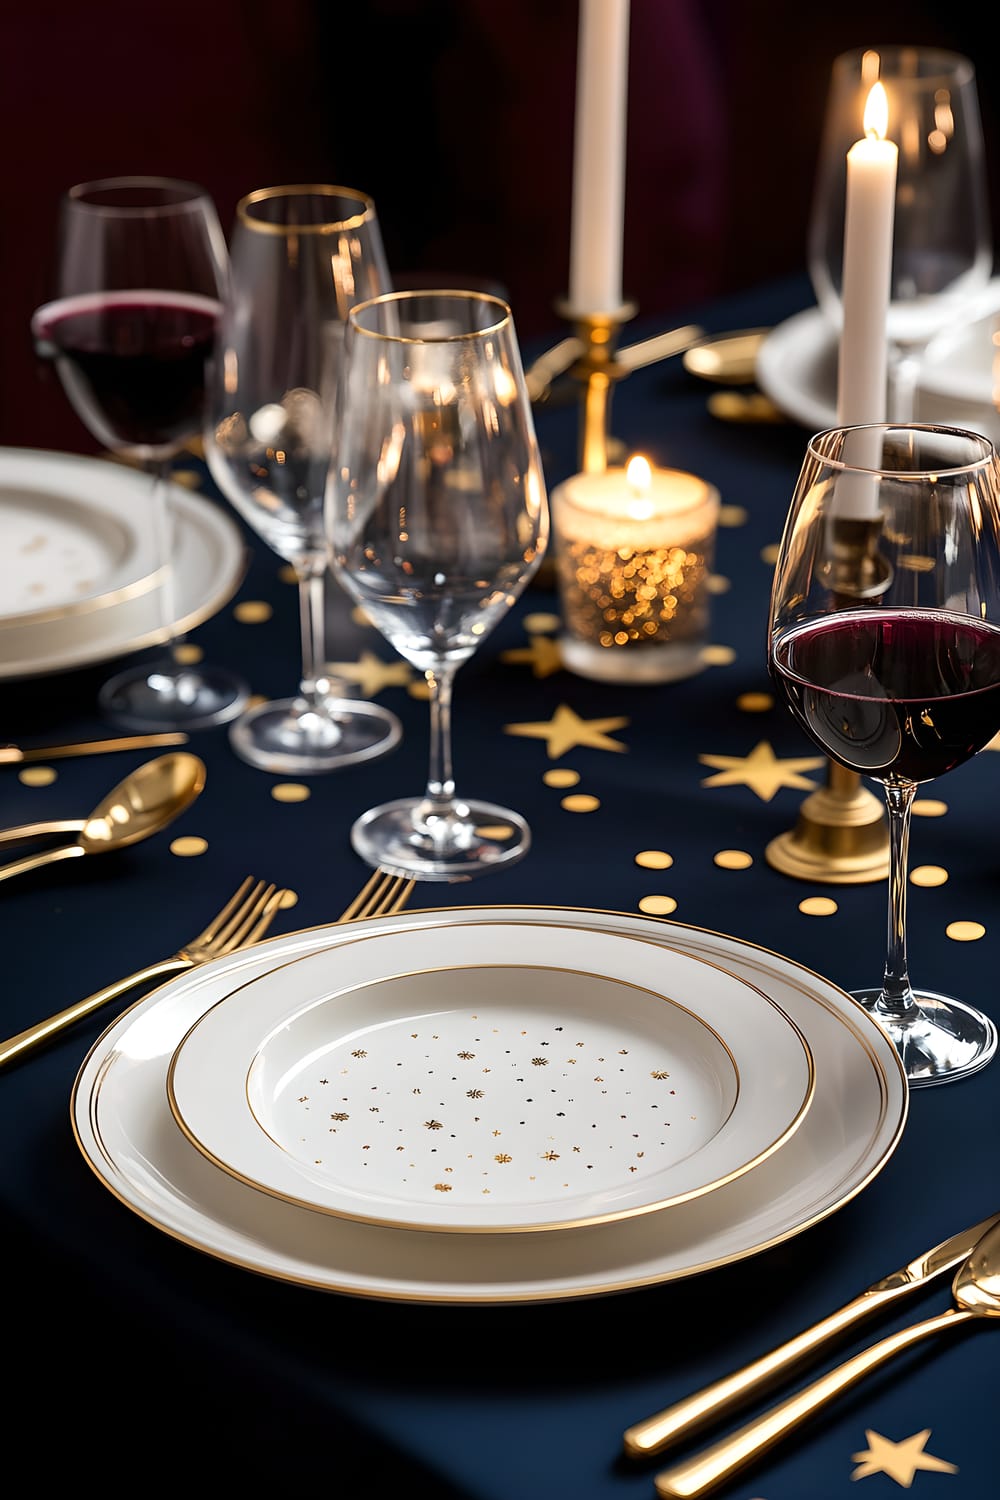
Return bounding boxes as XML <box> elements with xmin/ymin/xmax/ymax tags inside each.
<box><xmin>0</xmin><ymin>876</ymin><xmax>288</xmax><ymax>1068</ymax></box>
<box><xmin>337</xmin><ymin>867</ymin><xmax>416</xmax><ymax>923</ymax></box>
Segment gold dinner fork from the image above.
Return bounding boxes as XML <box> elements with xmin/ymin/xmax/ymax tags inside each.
<box><xmin>0</xmin><ymin>875</ymin><xmax>288</xmax><ymax>1068</ymax></box>
<box><xmin>337</xmin><ymin>867</ymin><xmax>416</xmax><ymax>923</ymax></box>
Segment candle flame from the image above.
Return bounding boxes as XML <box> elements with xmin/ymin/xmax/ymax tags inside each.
<box><xmin>863</xmin><ymin>82</ymin><xmax>889</xmax><ymax>142</ymax></box>
<box><xmin>626</xmin><ymin>453</ymin><xmax>654</xmax><ymax>521</ymax></box>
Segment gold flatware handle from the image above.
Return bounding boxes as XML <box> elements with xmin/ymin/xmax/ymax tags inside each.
<box><xmin>625</xmin><ymin>1284</ymin><xmax>909</xmax><ymax>1457</ymax></box>
<box><xmin>0</xmin><ymin>843</ymin><xmax>85</xmax><ymax>881</ymax></box>
<box><xmin>0</xmin><ymin>956</ymin><xmax>192</xmax><ymax>1068</ymax></box>
<box><xmin>0</xmin><ymin>819</ymin><xmax>84</xmax><ymax>846</ymax></box>
<box><xmin>0</xmin><ymin>732</ymin><xmax>188</xmax><ymax>765</ymax></box>
<box><xmin>653</xmin><ymin>1308</ymin><xmax>970</xmax><ymax>1499</ymax></box>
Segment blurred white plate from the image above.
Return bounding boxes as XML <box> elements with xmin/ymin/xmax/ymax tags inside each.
<box><xmin>167</xmin><ymin>921</ymin><xmax>815</xmax><ymax>1234</ymax></box>
<box><xmin>0</xmin><ymin>447</ymin><xmax>160</xmax><ymax>627</ymax></box>
<box><xmin>0</xmin><ymin>448</ymin><xmax>247</xmax><ymax>680</ymax></box>
<box><xmin>72</xmin><ymin>905</ymin><xmax>907</xmax><ymax>1304</ymax></box>
<box><xmin>756</xmin><ymin>289</ymin><xmax>1000</xmax><ymax>439</ymax></box>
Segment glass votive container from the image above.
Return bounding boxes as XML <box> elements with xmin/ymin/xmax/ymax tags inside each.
<box><xmin>550</xmin><ymin>456</ymin><xmax>720</xmax><ymax>683</ymax></box>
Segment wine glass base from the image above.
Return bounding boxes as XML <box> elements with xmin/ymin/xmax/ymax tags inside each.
<box><xmin>229</xmin><ymin>696</ymin><xmax>402</xmax><ymax>774</ymax></box>
<box><xmin>99</xmin><ymin>657</ymin><xmax>250</xmax><ymax>731</ymax></box>
<box><xmin>850</xmin><ymin>987</ymin><xmax>998</xmax><ymax>1088</ymax></box>
<box><xmin>351</xmin><ymin>796</ymin><xmax>531</xmax><ymax>882</ymax></box>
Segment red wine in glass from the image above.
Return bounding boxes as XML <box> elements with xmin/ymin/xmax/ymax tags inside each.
<box><xmin>771</xmin><ymin>609</ymin><xmax>1000</xmax><ymax>783</ymax></box>
<box><xmin>32</xmin><ymin>291</ymin><xmax>220</xmax><ymax>454</ymax></box>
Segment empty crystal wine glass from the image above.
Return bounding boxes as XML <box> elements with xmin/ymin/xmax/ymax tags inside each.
<box><xmin>204</xmin><ymin>184</ymin><xmax>402</xmax><ymax>773</ymax></box>
<box><xmin>769</xmin><ymin>421</ymin><xmax>1000</xmax><ymax>1086</ymax></box>
<box><xmin>808</xmin><ymin>46</ymin><xmax>994</xmax><ymax>423</ymax></box>
<box><xmin>327</xmin><ymin>289</ymin><xmax>549</xmax><ymax>880</ymax></box>
<box><xmin>32</xmin><ymin>175</ymin><xmax>250</xmax><ymax>729</ymax></box>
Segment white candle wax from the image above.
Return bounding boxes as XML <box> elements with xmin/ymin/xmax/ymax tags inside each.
<box><xmin>568</xmin><ymin>0</ymin><xmax>630</xmax><ymax>314</ymax></box>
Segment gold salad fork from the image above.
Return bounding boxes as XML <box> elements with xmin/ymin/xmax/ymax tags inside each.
<box><xmin>337</xmin><ymin>867</ymin><xmax>416</xmax><ymax>923</ymax></box>
<box><xmin>0</xmin><ymin>876</ymin><xmax>288</xmax><ymax>1069</ymax></box>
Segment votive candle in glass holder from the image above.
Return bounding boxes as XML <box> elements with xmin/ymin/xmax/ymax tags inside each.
<box><xmin>551</xmin><ymin>454</ymin><xmax>720</xmax><ymax>683</ymax></box>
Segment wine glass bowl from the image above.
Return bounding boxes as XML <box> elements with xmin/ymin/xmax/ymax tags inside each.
<box><xmin>31</xmin><ymin>175</ymin><xmax>249</xmax><ymax>729</ymax></box>
<box><xmin>204</xmin><ymin>184</ymin><xmax>402</xmax><ymax>774</ymax></box>
<box><xmin>327</xmin><ymin>288</ymin><xmax>549</xmax><ymax>881</ymax></box>
<box><xmin>769</xmin><ymin>421</ymin><xmax>1000</xmax><ymax>1086</ymax></box>
<box><xmin>808</xmin><ymin>46</ymin><xmax>994</xmax><ymax>422</ymax></box>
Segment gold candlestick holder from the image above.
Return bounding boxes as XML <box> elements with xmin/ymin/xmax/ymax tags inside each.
<box><xmin>553</xmin><ymin>299</ymin><xmax>638</xmax><ymax>472</ymax></box>
<box><xmin>765</xmin><ymin>513</ymin><xmax>891</xmax><ymax>885</ymax></box>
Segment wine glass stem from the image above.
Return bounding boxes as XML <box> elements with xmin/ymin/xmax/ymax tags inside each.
<box><xmin>297</xmin><ymin>568</ymin><xmax>329</xmax><ymax>710</ymax></box>
<box><xmin>147</xmin><ymin>457</ymin><xmax>180</xmax><ymax>648</ymax></box>
<box><xmin>886</xmin><ymin>346</ymin><xmax>923</xmax><ymax>423</ymax></box>
<box><xmin>876</xmin><ymin>781</ymin><xmax>918</xmax><ymax>1022</ymax></box>
<box><xmin>425</xmin><ymin>664</ymin><xmax>459</xmax><ymax>811</ymax></box>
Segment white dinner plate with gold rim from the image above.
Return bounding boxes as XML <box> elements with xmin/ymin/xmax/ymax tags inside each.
<box><xmin>166</xmin><ymin>922</ymin><xmax>815</xmax><ymax>1233</ymax></box>
<box><xmin>0</xmin><ymin>448</ymin><xmax>162</xmax><ymax>628</ymax></box>
<box><xmin>71</xmin><ymin>905</ymin><xmax>907</xmax><ymax>1305</ymax></box>
<box><xmin>0</xmin><ymin>447</ymin><xmax>247</xmax><ymax>680</ymax></box>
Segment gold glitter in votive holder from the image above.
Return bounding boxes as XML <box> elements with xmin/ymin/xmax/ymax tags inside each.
<box><xmin>550</xmin><ymin>455</ymin><xmax>720</xmax><ymax>683</ymax></box>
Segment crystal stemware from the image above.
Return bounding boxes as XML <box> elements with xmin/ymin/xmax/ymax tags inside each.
<box><xmin>204</xmin><ymin>184</ymin><xmax>402</xmax><ymax>774</ymax></box>
<box><xmin>31</xmin><ymin>175</ymin><xmax>250</xmax><ymax>729</ymax></box>
<box><xmin>808</xmin><ymin>46</ymin><xmax>994</xmax><ymax>423</ymax></box>
<box><xmin>769</xmin><ymin>421</ymin><xmax>1000</xmax><ymax>1086</ymax></box>
<box><xmin>327</xmin><ymin>289</ymin><xmax>549</xmax><ymax>880</ymax></box>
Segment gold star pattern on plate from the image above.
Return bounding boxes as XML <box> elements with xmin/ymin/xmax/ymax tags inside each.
<box><xmin>326</xmin><ymin>650</ymin><xmax>412</xmax><ymax>696</ymax></box>
<box><xmin>699</xmin><ymin>739</ymin><xmax>824</xmax><ymax>802</ymax></box>
<box><xmin>500</xmin><ymin>635</ymin><xmax>564</xmax><ymax>678</ymax></box>
<box><xmin>504</xmin><ymin>704</ymin><xmax>629</xmax><ymax>759</ymax></box>
<box><xmin>851</xmin><ymin>1429</ymin><xmax>958</xmax><ymax>1486</ymax></box>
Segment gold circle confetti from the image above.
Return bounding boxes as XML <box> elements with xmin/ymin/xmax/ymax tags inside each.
<box><xmin>799</xmin><ymin>896</ymin><xmax>838</xmax><ymax>916</ymax></box>
<box><xmin>18</xmin><ymin>766</ymin><xmax>56</xmax><ymax>787</ymax></box>
<box><xmin>736</xmin><ymin>691</ymin><xmax>773</xmax><ymax>712</ymax></box>
<box><xmin>543</xmin><ymin>768</ymin><xmax>580</xmax><ymax>788</ymax></box>
<box><xmin>707</xmin><ymin>574</ymin><xmax>730</xmax><ymax>595</ymax></box>
<box><xmin>561</xmin><ymin>793</ymin><xmax>600</xmax><ymax>813</ymax></box>
<box><xmin>910</xmin><ymin>865</ymin><xmax>948</xmax><ymax>887</ymax></box>
<box><xmin>277</xmin><ymin>889</ymin><xmax>299</xmax><ymax>909</ymax></box>
<box><xmin>913</xmin><ymin>799</ymin><xmax>948</xmax><ymax>817</ymax></box>
<box><xmin>173</xmin><ymin>643</ymin><xmax>203</xmax><ymax>664</ymax></box>
<box><xmin>522</xmin><ymin>611</ymin><xmax>561</xmax><ymax>633</ymax></box>
<box><xmin>475</xmin><ymin>823</ymin><xmax>516</xmax><ymax>840</ymax></box>
<box><xmin>635</xmin><ymin>850</ymin><xmax>673</xmax><ymax>870</ymax></box>
<box><xmin>760</xmin><ymin>543</ymin><xmax>780</xmax><ymax>565</ymax></box>
<box><xmin>278</xmin><ymin>564</ymin><xmax>298</xmax><ymax>585</ymax></box>
<box><xmin>170</xmin><ymin>836</ymin><xmax>207</xmax><ymax>857</ymax></box>
<box><xmin>714</xmin><ymin>849</ymin><xmax>753</xmax><ymax>870</ymax></box>
<box><xmin>700</xmin><ymin>644</ymin><xmax>736</xmax><ymax>666</ymax></box>
<box><xmin>719</xmin><ymin>505</ymin><xmax>748</xmax><ymax>528</ymax></box>
<box><xmin>638</xmin><ymin>894</ymin><xmax>677</xmax><ymax>916</ymax></box>
<box><xmin>234</xmin><ymin>600</ymin><xmax>273</xmax><ymax>624</ymax></box>
<box><xmin>271</xmin><ymin>783</ymin><xmax>311</xmax><ymax>803</ymax></box>
<box><xmin>946</xmin><ymin>920</ymin><xmax>985</xmax><ymax>942</ymax></box>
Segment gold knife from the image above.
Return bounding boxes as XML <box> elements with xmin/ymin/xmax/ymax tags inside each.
<box><xmin>623</xmin><ymin>1209</ymin><xmax>1000</xmax><ymax>1461</ymax></box>
<box><xmin>0</xmin><ymin>732</ymin><xmax>189</xmax><ymax>765</ymax></box>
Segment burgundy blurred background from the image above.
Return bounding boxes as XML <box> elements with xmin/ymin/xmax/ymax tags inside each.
<box><xmin>4</xmin><ymin>0</ymin><xmax>996</xmax><ymax>456</ymax></box>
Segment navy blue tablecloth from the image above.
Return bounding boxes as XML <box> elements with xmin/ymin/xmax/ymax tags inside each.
<box><xmin>3</xmin><ymin>273</ymin><xmax>998</xmax><ymax>1499</ymax></box>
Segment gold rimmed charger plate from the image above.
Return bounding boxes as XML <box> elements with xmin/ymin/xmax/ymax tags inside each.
<box><xmin>165</xmin><ymin>921</ymin><xmax>815</xmax><ymax>1234</ymax></box>
<box><xmin>70</xmin><ymin>905</ymin><xmax>907</xmax><ymax>1304</ymax></box>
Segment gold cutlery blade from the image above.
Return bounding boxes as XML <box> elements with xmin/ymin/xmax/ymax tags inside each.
<box><xmin>0</xmin><ymin>732</ymin><xmax>189</xmax><ymax>765</ymax></box>
<box><xmin>624</xmin><ymin>1208</ymin><xmax>1000</xmax><ymax>1460</ymax></box>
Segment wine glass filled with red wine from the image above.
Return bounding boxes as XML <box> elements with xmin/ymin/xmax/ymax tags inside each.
<box><xmin>31</xmin><ymin>175</ymin><xmax>249</xmax><ymax>729</ymax></box>
<box><xmin>769</xmin><ymin>422</ymin><xmax>1000</xmax><ymax>1087</ymax></box>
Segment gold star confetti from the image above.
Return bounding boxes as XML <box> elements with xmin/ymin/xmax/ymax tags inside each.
<box><xmin>500</xmin><ymin>635</ymin><xmax>564</xmax><ymax>678</ymax></box>
<box><xmin>504</xmin><ymin>704</ymin><xmax>629</xmax><ymax>758</ymax></box>
<box><xmin>325</xmin><ymin>650</ymin><xmax>412</xmax><ymax>696</ymax></box>
<box><xmin>851</xmin><ymin>1429</ymin><xmax>958</xmax><ymax>1486</ymax></box>
<box><xmin>699</xmin><ymin>740</ymin><xmax>824</xmax><ymax>802</ymax></box>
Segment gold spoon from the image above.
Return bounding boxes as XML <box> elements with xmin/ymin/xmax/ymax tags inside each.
<box><xmin>0</xmin><ymin>752</ymin><xmax>206</xmax><ymax>880</ymax></box>
<box><xmin>654</xmin><ymin>1217</ymin><xmax>1000</xmax><ymax>1498</ymax></box>
<box><xmin>682</xmin><ymin>327</ymin><xmax>770</xmax><ymax>385</ymax></box>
